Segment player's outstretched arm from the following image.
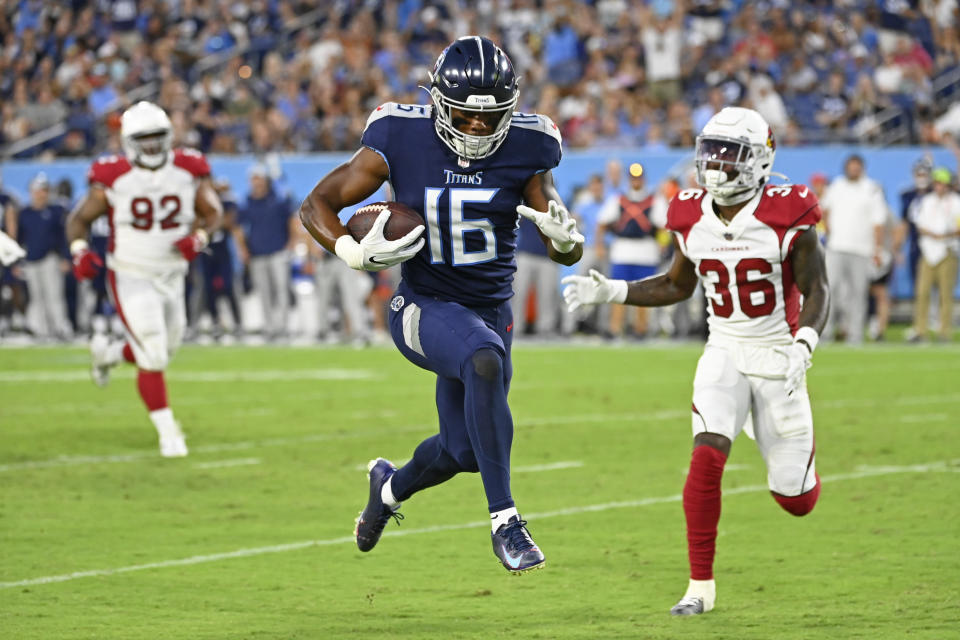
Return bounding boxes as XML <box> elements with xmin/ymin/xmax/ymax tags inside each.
<box><xmin>622</xmin><ymin>237</ymin><xmax>699</xmax><ymax>306</ymax></box>
<box><xmin>299</xmin><ymin>147</ymin><xmax>389</xmax><ymax>254</ymax></box>
<box><xmin>776</xmin><ymin>227</ymin><xmax>830</xmax><ymax>395</ymax></box>
<box><xmin>65</xmin><ymin>186</ymin><xmax>108</xmax><ymax>280</ymax></box>
<box><xmin>562</xmin><ymin>237</ymin><xmax>696</xmax><ymax>311</ymax></box>
<box><xmin>791</xmin><ymin>228</ymin><xmax>830</xmax><ymax>334</ymax></box>
<box><xmin>519</xmin><ymin>170</ymin><xmax>583</xmax><ymax>266</ymax></box>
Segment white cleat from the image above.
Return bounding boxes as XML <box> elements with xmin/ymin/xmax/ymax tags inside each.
<box><xmin>670</xmin><ymin>579</ymin><xmax>716</xmax><ymax>616</ymax></box>
<box><xmin>159</xmin><ymin>426</ymin><xmax>188</xmax><ymax>458</ymax></box>
<box><xmin>89</xmin><ymin>333</ymin><xmax>112</xmax><ymax>387</ymax></box>
<box><xmin>160</xmin><ymin>435</ymin><xmax>188</xmax><ymax>457</ymax></box>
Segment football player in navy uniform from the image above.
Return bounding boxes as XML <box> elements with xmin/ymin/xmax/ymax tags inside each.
<box><xmin>300</xmin><ymin>36</ymin><xmax>583</xmax><ymax>573</ymax></box>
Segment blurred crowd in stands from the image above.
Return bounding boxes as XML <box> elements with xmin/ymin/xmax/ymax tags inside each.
<box><xmin>3</xmin><ymin>0</ymin><xmax>960</xmax><ymax>159</ymax></box>
<box><xmin>2</xmin><ymin>150</ymin><xmax>958</xmax><ymax>346</ymax></box>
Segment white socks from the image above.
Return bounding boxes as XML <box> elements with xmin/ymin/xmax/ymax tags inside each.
<box><xmin>380</xmin><ymin>476</ymin><xmax>400</xmax><ymax>509</ymax></box>
<box><xmin>149</xmin><ymin>408</ymin><xmax>180</xmax><ymax>439</ymax></box>
<box><xmin>683</xmin><ymin>578</ymin><xmax>717</xmax><ymax>612</ymax></box>
<box><xmin>490</xmin><ymin>507</ymin><xmax>519</xmax><ymax>532</ymax></box>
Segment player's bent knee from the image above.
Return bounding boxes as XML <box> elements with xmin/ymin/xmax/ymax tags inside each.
<box><xmin>771</xmin><ymin>475</ymin><xmax>821</xmax><ymax>517</ymax></box>
<box><xmin>450</xmin><ymin>449</ymin><xmax>479</xmax><ymax>473</ymax></box>
<box><xmin>138</xmin><ymin>349</ymin><xmax>169</xmax><ymax>371</ymax></box>
<box><xmin>470</xmin><ymin>348</ymin><xmax>503</xmax><ymax>382</ymax></box>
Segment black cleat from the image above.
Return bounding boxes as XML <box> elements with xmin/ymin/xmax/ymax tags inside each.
<box><xmin>491</xmin><ymin>515</ymin><xmax>545</xmax><ymax>573</ymax></box>
<box><xmin>354</xmin><ymin>458</ymin><xmax>403</xmax><ymax>552</ymax></box>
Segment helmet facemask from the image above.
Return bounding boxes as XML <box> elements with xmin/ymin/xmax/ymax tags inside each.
<box><xmin>429</xmin><ymin>86</ymin><xmax>516</xmax><ymax>160</ymax></box>
<box><xmin>123</xmin><ymin>129</ymin><xmax>172</xmax><ymax>169</ymax></box>
<box><xmin>695</xmin><ymin>135</ymin><xmax>769</xmax><ymax>206</ymax></box>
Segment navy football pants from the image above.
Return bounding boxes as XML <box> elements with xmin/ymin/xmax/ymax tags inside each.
<box><xmin>387</xmin><ymin>281</ymin><xmax>516</xmax><ymax>512</ymax></box>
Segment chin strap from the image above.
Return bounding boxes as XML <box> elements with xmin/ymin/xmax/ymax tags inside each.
<box><xmin>710</xmin><ymin>187</ymin><xmax>758</xmax><ymax>206</ymax></box>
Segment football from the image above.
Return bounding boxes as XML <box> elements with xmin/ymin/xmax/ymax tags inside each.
<box><xmin>346</xmin><ymin>201</ymin><xmax>425</xmax><ymax>242</ymax></box>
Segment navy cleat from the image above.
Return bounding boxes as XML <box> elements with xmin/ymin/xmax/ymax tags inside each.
<box><xmin>491</xmin><ymin>515</ymin><xmax>545</xmax><ymax>573</ymax></box>
<box><xmin>354</xmin><ymin>457</ymin><xmax>403</xmax><ymax>552</ymax></box>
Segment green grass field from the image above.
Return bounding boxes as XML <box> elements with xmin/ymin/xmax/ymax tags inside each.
<box><xmin>1</xmin><ymin>342</ymin><xmax>958</xmax><ymax>639</ymax></box>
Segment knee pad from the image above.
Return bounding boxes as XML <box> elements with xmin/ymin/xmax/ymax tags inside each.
<box><xmin>470</xmin><ymin>348</ymin><xmax>503</xmax><ymax>382</ymax></box>
<box><xmin>771</xmin><ymin>474</ymin><xmax>821</xmax><ymax>516</ymax></box>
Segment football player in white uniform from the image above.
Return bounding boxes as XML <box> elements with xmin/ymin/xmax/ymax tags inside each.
<box><xmin>66</xmin><ymin>101</ymin><xmax>223</xmax><ymax>457</ymax></box>
<box><xmin>563</xmin><ymin>107</ymin><xmax>830</xmax><ymax>615</ymax></box>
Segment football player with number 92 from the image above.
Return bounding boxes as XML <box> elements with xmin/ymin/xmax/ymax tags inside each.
<box><xmin>563</xmin><ymin>107</ymin><xmax>830</xmax><ymax>616</ymax></box>
<box><xmin>66</xmin><ymin>101</ymin><xmax>222</xmax><ymax>458</ymax></box>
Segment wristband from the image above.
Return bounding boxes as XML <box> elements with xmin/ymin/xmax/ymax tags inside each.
<box><xmin>610</xmin><ymin>279</ymin><xmax>628</xmax><ymax>304</ymax></box>
<box><xmin>794</xmin><ymin>326</ymin><xmax>819</xmax><ymax>354</ymax></box>
<box><xmin>193</xmin><ymin>228</ymin><xmax>209</xmax><ymax>248</ymax></box>
<box><xmin>334</xmin><ymin>234</ymin><xmax>364</xmax><ymax>270</ymax></box>
<box><xmin>70</xmin><ymin>239</ymin><xmax>89</xmax><ymax>256</ymax></box>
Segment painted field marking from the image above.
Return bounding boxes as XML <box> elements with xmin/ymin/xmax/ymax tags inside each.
<box><xmin>5</xmin><ymin>388</ymin><xmax>960</xmax><ymax>473</ymax></box>
<box><xmin>0</xmin><ymin>412</ymin><xmax>684</xmax><ymax>474</ymax></box>
<box><xmin>350</xmin><ymin>460</ymin><xmax>583</xmax><ymax>473</ymax></box>
<box><xmin>1</xmin><ymin>459</ymin><xmax>955</xmax><ymax>590</ymax></box>
<box><xmin>514</xmin><ymin>460</ymin><xmax>584</xmax><ymax>473</ymax></box>
<box><xmin>192</xmin><ymin>458</ymin><xmax>261</xmax><ymax>470</ymax></box>
<box><xmin>897</xmin><ymin>413</ymin><xmax>948</xmax><ymax>423</ymax></box>
<box><xmin>682</xmin><ymin>463</ymin><xmax>752</xmax><ymax>475</ymax></box>
<box><xmin>0</xmin><ymin>368</ymin><xmax>381</xmax><ymax>384</ymax></box>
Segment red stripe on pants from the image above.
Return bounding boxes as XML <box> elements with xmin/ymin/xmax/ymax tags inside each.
<box><xmin>107</xmin><ymin>270</ymin><xmax>144</xmax><ymax>350</ymax></box>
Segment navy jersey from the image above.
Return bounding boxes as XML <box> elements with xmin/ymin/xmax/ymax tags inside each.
<box><xmin>361</xmin><ymin>102</ymin><xmax>562</xmax><ymax>306</ymax></box>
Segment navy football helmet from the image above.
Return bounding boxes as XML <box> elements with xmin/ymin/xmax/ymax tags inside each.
<box><xmin>428</xmin><ymin>36</ymin><xmax>519</xmax><ymax>160</ymax></box>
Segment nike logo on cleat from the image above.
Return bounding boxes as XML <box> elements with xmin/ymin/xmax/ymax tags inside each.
<box><xmin>501</xmin><ymin>544</ymin><xmax>525</xmax><ymax>569</ymax></box>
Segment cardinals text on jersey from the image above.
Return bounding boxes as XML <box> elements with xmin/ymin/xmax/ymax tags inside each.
<box><xmin>88</xmin><ymin>149</ymin><xmax>211</xmax><ymax>274</ymax></box>
<box><xmin>668</xmin><ymin>184</ymin><xmax>821</xmax><ymax>345</ymax></box>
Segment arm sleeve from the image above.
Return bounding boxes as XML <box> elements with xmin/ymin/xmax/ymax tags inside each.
<box><xmin>597</xmin><ymin>195</ymin><xmax>620</xmax><ymax>225</ymax></box>
<box><xmin>870</xmin><ymin>184</ymin><xmax>889</xmax><ymax>225</ymax></box>
<box><xmin>650</xmin><ymin>195</ymin><xmax>669</xmax><ymax>228</ymax></box>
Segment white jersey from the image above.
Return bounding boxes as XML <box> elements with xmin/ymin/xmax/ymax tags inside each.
<box><xmin>667</xmin><ymin>184</ymin><xmax>822</xmax><ymax>347</ymax></box>
<box><xmin>88</xmin><ymin>149</ymin><xmax>210</xmax><ymax>275</ymax></box>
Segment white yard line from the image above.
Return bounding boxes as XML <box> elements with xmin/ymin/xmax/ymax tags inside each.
<box><xmin>353</xmin><ymin>460</ymin><xmax>584</xmax><ymax>473</ymax></box>
<box><xmin>897</xmin><ymin>413</ymin><xmax>948</xmax><ymax>423</ymax></box>
<box><xmin>5</xmin><ymin>389</ymin><xmax>960</xmax><ymax>473</ymax></box>
<box><xmin>514</xmin><ymin>460</ymin><xmax>584</xmax><ymax>473</ymax></box>
<box><xmin>0</xmin><ymin>369</ymin><xmax>381</xmax><ymax>383</ymax></box>
<box><xmin>192</xmin><ymin>458</ymin><xmax>261</xmax><ymax>470</ymax></box>
<box><xmin>1</xmin><ymin>459</ymin><xmax>955</xmax><ymax>590</ymax></box>
<box><xmin>0</xmin><ymin>413</ymin><xmax>681</xmax><ymax>474</ymax></box>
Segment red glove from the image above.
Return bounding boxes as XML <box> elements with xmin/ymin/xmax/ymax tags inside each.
<box><xmin>71</xmin><ymin>242</ymin><xmax>103</xmax><ymax>281</ymax></box>
<box><xmin>173</xmin><ymin>230</ymin><xmax>209</xmax><ymax>262</ymax></box>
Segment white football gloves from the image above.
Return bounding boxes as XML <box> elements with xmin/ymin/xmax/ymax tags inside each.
<box><xmin>0</xmin><ymin>230</ymin><xmax>25</xmax><ymax>266</ymax></box>
<box><xmin>561</xmin><ymin>269</ymin><xmax>628</xmax><ymax>312</ymax></box>
<box><xmin>516</xmin><ymin>200</ymin><xmax>585</xmax><ymax>253</ymax></box>
<box><xmin>335</xmin><ymin>210</ymin><xmax>425</xmax><ymax>272</ymax></box>
<box><xmin>774</xmin><ymin>326</ymin><xmax>819</xmax><ymax>396</ymax></box>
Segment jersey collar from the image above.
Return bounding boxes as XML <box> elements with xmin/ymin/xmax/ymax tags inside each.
<box><xmin>700</xmin><ymin>189</ymin><xmax>763</xmax><ymax>241</ymax></box>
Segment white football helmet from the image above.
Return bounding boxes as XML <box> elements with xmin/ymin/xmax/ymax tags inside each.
<box><xmin>120</xmin><ymin>101</ymin><xmax>172</xmax><ymax>169</ymax></box>
<box><xmin>695</xmin><ymin>107</ymin><xmax>776</xmax><ymax>205</ymax></box>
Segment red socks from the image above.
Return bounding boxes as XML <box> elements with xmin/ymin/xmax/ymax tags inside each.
<box><xmin>137</xmin><ymin>370</ymin><xmax>169</xmax><ymax>411</ymax></box>
<box><xmin>122</xmin><ymin>343</ymin><xmax>136</xmax><ymax>363</ymax></box>
<box><xmin>772</xmin><ymin>474</ymin><xmax>821</xmax><ymax>516</ymax></box>
<box><xmin>683</xmin><ymin>445</ymin><xmax>727</xmax><ymax>580</ymax></box>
